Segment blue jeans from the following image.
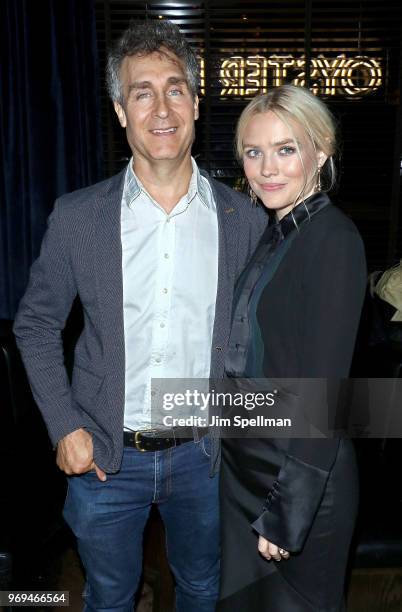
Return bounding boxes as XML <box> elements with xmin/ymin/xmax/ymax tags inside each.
<box><xmin>63</xmin><ymin>436</ymin><xmax>219</xmax><ymax>612</ymax></box>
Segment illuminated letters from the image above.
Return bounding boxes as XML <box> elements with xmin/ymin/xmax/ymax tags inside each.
<box><xmin>266</xmin><ymin>55</ymin><xmax>295</xmax><ymax>88</ymax></box>
<box><xmin>199</xmin><ymin>57</ymin><xmax>205</xmax><ymax>96</ymax></box>
<box><xmin>339</xmin><ymin>55</ymin><xmax>382</xmax><ymax>96</ymax></box>
<box><xmin>220</xmin><ymin>56</ymin><xmax>246</xmax><ymax>96</ymax></box>
<box><xmin>215</xmin><ymin>53</ymin><xmax>382</xmax><ymax>98</ymax></box>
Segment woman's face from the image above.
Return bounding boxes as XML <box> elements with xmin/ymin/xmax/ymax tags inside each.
<box><xmin>242</xmin><ymin>110</ymin><xmax>325</xmax><ymax>220</ymax></box>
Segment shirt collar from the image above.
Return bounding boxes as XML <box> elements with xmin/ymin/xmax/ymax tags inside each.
<box><xmin>279</xmin><ymin>191</ymin><xmax>330</xmax><ymax>237</ymax></box>
<box><xmin>263</xmin><ymin>191</ymin><xmax>331</xmax><ymax>243</ymax></box>
<box><xmin>123</xmin><ymin>157</ymin><xmax>210</xmax><ymax>210</ymax></box>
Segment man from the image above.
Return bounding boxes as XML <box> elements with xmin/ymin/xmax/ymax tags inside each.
<box><xmin>14</xmin><ymin>20</ymin><xmax>267</xmax><ymax>612</ymax></box>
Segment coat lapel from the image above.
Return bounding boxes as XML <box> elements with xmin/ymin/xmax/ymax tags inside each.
<box><xmin>206</xmin><ymin>177</ymin><xmax>240</xmax><ymax>376</ymax></box>
<box><xmin>93</xmin><ymin>170</ymin><xmax>126</xmax><ymax>420</ymax></box>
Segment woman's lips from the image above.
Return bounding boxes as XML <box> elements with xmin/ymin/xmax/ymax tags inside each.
<box><xmin>260</xmin><ymin>183</ymin><xmax>286</xmax><ymax>192</ymax></box>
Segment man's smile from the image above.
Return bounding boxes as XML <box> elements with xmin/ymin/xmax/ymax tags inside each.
<box><xmin>150</xmin><ymin>127</ymin><xmax>177</xmax><ymax>135</ymax></box>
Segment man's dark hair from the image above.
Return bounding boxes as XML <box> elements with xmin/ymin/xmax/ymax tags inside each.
<box><xmin>106</xmin><ymin>20</ymin><xmax>200</xmax><ymax>103</ymax></box>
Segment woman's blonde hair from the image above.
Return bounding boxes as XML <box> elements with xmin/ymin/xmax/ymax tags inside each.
<box><xmin>235</xmin><ymin>84</ymin><xmax>338</xmax><ymax>192</ymax></box>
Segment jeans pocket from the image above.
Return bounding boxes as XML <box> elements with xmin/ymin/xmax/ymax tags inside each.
<box><xmin>199</xmin><ymin>434</ymin><xmax>212</xmax><ymax>459</ymax></box>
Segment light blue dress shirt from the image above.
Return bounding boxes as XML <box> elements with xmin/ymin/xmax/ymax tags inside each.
<box><xmin>121</xmin><ymin>158</ymin><xmax>219</xmax><ymax>430</ymax></box>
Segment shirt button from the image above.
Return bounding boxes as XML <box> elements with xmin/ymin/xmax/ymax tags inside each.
<box><xmin>162</xmin><ymin>288</ymin><xmax>168</xmax><ymax>294</ymax></box>
<box><xmin>160</xmin><ymin>322</ymin><xmax>165</xmax><ymax>328</ymax></box>
<box><xmin>155</xmin><ymin>357</ymin><xmax>162</xmax><ymax>363</ymax></box>
<box><xmin>164</xmin><ymin>253</ymin><xmax>169</xmax><ymax>259</ymax></box>
<box><xmin>166</xmin><ymin>218</ymin><xmax>171</xmax><ymax>223</ymax></box>
<box><xmin>215</xmin><ymin>346</ymin><xmax>223</xmax><ymax>351</ymax></box>
<box><xmin>151</xmin><ymin>390</ymin><xmax>156</xmax><ymax>397</ymax></box>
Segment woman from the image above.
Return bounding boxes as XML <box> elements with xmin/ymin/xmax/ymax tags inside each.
<box><xmin>218</xmin><ymin>85</ymin><xmax>367</xmax><ymax>611</ymax></box>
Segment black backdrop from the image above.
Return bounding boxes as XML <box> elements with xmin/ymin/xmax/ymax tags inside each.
<box><xmin>0</xmin><ymin>0</ymin><xmax>103</xmax><ymax>319</ymax></box>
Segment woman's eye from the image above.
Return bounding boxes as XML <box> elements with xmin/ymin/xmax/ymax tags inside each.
<box><xmin>244</xmin><ymin>149</ymin><xmax>261</xmax><ymax>159</ymax></box>
<box><xmin>279</xmin><ymin>146</ymin><xmax>296</xmax><ymax>156</ymax></box>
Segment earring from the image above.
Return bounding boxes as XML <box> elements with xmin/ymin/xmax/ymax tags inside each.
<box><xmin>316</xmin><ymin>166</ymin><xmax>322</xmax><ymax>192</ymax></box>
<box><xmin>248</xmin><ymin>183</ymin><xmax>258</xmax><ymax>205</ymax></box>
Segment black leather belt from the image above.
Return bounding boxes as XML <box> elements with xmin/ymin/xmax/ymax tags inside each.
<box><xmin>123</xmin><ymin>428</ymin><xmax>208</xmax><ymax>452</ymax></box>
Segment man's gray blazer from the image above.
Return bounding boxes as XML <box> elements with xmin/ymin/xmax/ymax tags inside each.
<box><xmin>14</xmin><ymin>168</ymin><xmax>267</xmax><ymax>473</ymax></box>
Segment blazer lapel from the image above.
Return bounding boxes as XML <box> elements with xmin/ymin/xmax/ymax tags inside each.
<box><xmin>214</xmin><ymin>180</ymin><xmax>240</xmax><ymax>289</ymax></box>
<box><xmin>206</xmin><ymin>177</ymin><xmax>240</xmax><ymax>376</ymax></box>
<box><xmin>93</xmin><ymin>170</ymin><xmax>126</xmax><ymax>418</ymax></box>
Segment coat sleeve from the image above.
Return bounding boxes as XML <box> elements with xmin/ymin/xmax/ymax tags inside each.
<box><xmin>252</xmin><ymin>226</ymin><xmax>367</xmax><ymax>551</ymax></box>
<box><xmin>13</xmin><ymin>200</ymin><xmax>86</xmax><ymax>446</ymax></box>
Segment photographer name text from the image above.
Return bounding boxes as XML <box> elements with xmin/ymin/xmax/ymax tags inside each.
<box><xmin>162</xmin><ymin>415</ymin><xmax>292</xmax><ymax>429</ymax></box>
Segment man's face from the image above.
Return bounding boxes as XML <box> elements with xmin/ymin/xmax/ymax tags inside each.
<box><xmin>114</xmin><ymin>49</ymin><xmax>199</xmax><ymax>166</ymax></box>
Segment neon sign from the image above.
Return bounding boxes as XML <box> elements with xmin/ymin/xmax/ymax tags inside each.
<box><xmin>199</xmin><ymin>54</ymin><xmax>382</xmax><ymax>98</ymax></box>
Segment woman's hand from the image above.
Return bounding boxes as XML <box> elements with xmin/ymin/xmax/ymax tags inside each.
<box><xmin>258</xmin><ymin>535</ymin><xmax>290</xmax><ymax>561</ymax></box>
